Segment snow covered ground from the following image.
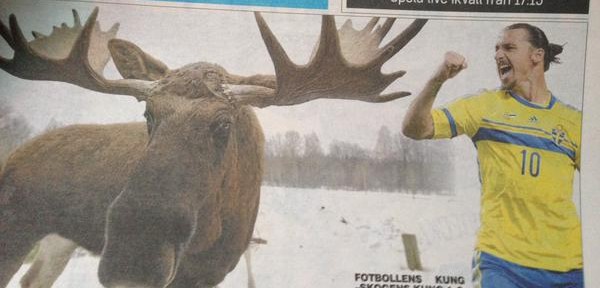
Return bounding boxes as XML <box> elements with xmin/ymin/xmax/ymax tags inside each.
<box><xmin>8</xmin><ymin>186</ymin><xmax>480</xmax><ymax>288</ymax></box>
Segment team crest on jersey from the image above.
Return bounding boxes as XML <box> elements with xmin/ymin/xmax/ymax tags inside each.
<box><xmin>552</xmin><ymin>125</ymin><xmax>568</xmax><ymax>145</ymax></box>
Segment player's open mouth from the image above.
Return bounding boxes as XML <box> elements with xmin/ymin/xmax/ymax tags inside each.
<box><xmin>497</xmin><ymin>61</ymin><xmax>512</xmax><ymax>79</ymax></box>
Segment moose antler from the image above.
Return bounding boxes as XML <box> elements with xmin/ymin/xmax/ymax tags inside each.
<box><xmin>1</xmin><ymin>8</ymin><xmax>425</xmax><ymax>107</ymax></box>
<box><xmin>228</xmin><ymin>13</ymin><xmax>427</xmax><ymax>108</ymax></box>
<box><xmin>0</xmin><ymin>8</ymin><xmax>152</xmax><ymax>100</ymax></box>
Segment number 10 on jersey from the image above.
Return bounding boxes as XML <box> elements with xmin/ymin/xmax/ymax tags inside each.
<box><xmin>521</xmin><ymin>149</ymin><xmax>541</xmax><ymax>177</ymax></box>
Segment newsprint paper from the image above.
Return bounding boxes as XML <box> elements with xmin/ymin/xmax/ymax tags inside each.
<box><xmin>0</xmin><ymin>0</ymin><xmax>599</xmax><ymax>287</ymax></box>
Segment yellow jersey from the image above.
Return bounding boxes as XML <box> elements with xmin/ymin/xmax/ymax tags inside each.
<box><xmin>431</xmin><ymin>89</ymin><xmax>582</xmax><ymax>272</ymax></box>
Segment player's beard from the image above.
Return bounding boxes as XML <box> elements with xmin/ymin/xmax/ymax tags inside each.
<box><xmin>500</xmin><ymin>78</ymin><xmax>514</xmax><ymax>90</ymax></box>
<box><xmin>500</xmin><ymin>70</ymin><xmax>537</xmax><ymax>98</ymax></box>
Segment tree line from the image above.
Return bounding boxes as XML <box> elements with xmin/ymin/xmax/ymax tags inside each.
<box><xmin>264</xmin><ymin>126</ymin><xmax>455</xmax><ymax>195</ymax></box>
<box><xmin>0</xmin><ymin>103</ymin><xmax>32</xmax><ymax>163</ymax></box>
<box><xmin>0</xmin><ymin>104</ymin><xmax>455</xmax><ymax>195</ymax></box>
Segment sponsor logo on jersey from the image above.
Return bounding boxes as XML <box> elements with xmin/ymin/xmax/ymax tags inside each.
<box><xmin>529</xmin><ymin>115</ymin><xmax>539</xmax><ymax>123</ymax></box>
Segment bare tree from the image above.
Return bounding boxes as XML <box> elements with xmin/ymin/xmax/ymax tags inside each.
<box><xmin>301</xmin><ymin>132</ymin><xmax>324</xmax><ymax>187</ymax></box>
<box><xmin>0</xmin><ymin>103</ymin><xmax>31</xmax><ymax>163</ymax></box>
<box><xmin>374</xmin><ymin>125</ymin><xmax>394</xmax><ymax>160</ymax></box>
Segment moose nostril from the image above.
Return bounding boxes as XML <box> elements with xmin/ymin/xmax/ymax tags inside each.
<box><xmin>108</xmin><ymin>282</ymin><xmax>165</xmax><ymax>288</ymax></box>
<box><xmin>99</xmin><ymin>241</ymin><xmax>178</xmax><ymax>288</ymax></box>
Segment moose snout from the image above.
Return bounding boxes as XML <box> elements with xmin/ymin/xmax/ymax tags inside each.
<box><xmin>98</xmin><ymin>221</ymin><xmax>189</xmax><ymax>288</ymax></box>
<box><xmin>98</xmin><ymin>192</ymin><xmax>197</xmax><ymax>288</ymax></box>
<box><xmin>98</xmin><ymin>241</ymin><xmax>179</xmax><ymax>288</ymax></box>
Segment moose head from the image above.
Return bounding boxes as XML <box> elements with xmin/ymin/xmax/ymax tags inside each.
<box><xmin>0</xmin><ymin>7</ymin><xmax>426</xmax><ymax>288</ymax></box>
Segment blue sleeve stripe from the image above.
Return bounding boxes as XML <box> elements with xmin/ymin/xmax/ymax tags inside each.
<box><xmin>472</xmin><ymin>128</ymin><xmax>576</xmax><ymax>160</ymax></box>
<box><xmin>442</xmin><ymin>108</ymin><xmax>458</xmax><ymax>138</ymax></box>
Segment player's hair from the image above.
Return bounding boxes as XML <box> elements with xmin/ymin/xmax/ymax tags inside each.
<box><xmin>505</xmin><ymin>23</ymin><xmax>563</xmax><ymax>71</ymax></box>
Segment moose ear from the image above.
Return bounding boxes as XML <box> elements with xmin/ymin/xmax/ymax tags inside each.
<box><xmin>108</xmin><ymin>39</ymin><xmax>169</xmax><ymax>81</ymax></box>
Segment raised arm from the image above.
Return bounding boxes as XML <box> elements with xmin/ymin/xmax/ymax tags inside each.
<box><xmin>402</xmin><ymin>51</ymin><xmax>467</xmax><ymax>140</ymax></box>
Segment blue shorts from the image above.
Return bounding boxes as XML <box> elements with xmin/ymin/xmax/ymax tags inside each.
<box><xmin>472</xmin><ymin>251</ymin><xmax>584</xmax><ymax>288</ymax></box>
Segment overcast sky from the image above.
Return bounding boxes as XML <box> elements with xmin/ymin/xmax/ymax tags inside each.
<box><xmin>0</xmin><ymin>0</ymin><xmax>588</xmax><ymax>151</ymax></box>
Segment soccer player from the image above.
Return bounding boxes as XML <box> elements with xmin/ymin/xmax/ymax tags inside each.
<box><xmin>402</xmin><ymin>23</ymin><xmax>583</xmax><ymax>287</ymax></box>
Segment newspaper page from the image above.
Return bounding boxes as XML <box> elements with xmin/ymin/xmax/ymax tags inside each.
<box><xmin>0</xmin><ymin>0</ymin><xmax>597</xmax><ymax>287</ymax></box>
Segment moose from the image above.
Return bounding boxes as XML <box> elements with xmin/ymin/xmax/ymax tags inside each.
<box><xmin>19</xmin><ymin>233</ymin><xmax>264</xmax><ymax>288</ymax></box>
<box><xmin>0</xmin><ymin>7</ymin><xmax>426</xmax><ymax>288</ymax></box>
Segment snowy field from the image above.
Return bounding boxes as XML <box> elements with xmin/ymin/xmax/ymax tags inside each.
<box><xmin>8</xmin><ymin>186</ymin><xmax>480</xmax><ymax>288</ymax></box>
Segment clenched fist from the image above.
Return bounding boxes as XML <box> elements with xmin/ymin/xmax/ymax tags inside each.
<box><xmin>434</xmin><ymin>51</ymin><xmax>467</xmax><ymax>82</ymax></box>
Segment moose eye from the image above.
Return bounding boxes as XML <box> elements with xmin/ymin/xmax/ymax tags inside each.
<box><xmin>143</xmin><ymin>110</ymin><xmax>152</xmax><ymax>121</ymax></box>
<box><xmin>143</xmin><ymin>110</ymin><xmax>155</xmax><ymax>135</ymax></box>
<box><xmin>211</xmin><ymin>118</ymin><xmax>232</xmax><ymax>148</ymax></box>
<box><xmin>205</xmin><ymin>70</ymin><xmax>220</xmax><ymax>81</ymax></box>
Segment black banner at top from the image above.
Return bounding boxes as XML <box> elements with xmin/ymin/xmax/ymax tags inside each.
<box><xmin>346</xmin><ymin>0</ymin><xmax>589</xmax><ymax>15</ymax></box>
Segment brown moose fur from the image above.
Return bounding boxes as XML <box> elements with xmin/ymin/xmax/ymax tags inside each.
<box><xmin>0</xmin><ymin>7</ymin><xmax>426</xmax><ymax>287</ymax></box>
<box><xmin>0</xmin><ymin>82</ymin><xmax>264</xmax><ymax>288</ymax></box>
